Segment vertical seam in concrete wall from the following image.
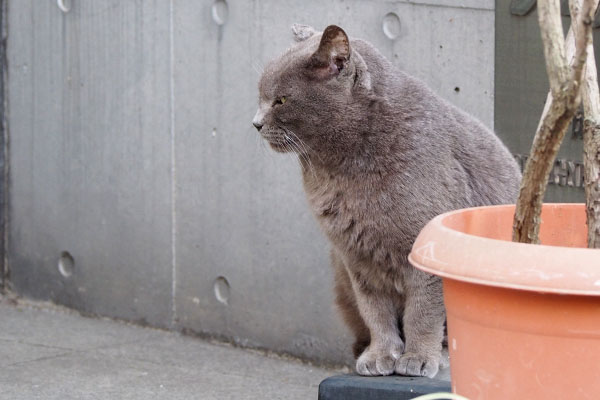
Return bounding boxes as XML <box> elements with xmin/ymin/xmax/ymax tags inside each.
<box><xmin>1</xmin><ymin>0</ymin><xmax>8</xmax><ymax>293</ymax></box>
<box><xmin>169</xmin><ymin>0</ymin><xmax>177</xmax><ymax>327</ymax></box>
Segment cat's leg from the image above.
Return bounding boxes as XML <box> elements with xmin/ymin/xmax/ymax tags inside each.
<box><xmin>331</xmin><ymin>249</ymin><xmax>370</xmax><ymax>358</ymax></box>
<box><xmin>346</xmin><ymin>266</ymin><xmax>405</xmax><ymax>376</ymax></box>
<box><xmin>396</xmin><ymin>268</ymin><xmax>445</xmax><ymax>378</ymax></box>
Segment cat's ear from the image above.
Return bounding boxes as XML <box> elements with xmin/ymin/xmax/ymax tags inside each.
<box><xmin>308</xmin><ymin>25</ymin><xmax>351</xmax><ymax>79</ymax></box>
<box><xmin>291</xmin><ymin>23</ymin><xmax>316</xmax><ymax>42</ymax></box>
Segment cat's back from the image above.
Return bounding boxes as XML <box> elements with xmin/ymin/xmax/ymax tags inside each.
<box><xmin>351</xmin><ymin>38</ymin><xmax>521</xmax><ymax>207</ymax></box>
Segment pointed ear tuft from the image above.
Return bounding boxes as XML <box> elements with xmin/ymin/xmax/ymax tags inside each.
<box><xmin>308</xmin><ymin>25</ymin><xmax>350</xmax><ymax>79</ymax></box>
<box><xmin>291</xmin><ymin>24</ymin><xmax>316</xmax><ymax>42</ymax></box>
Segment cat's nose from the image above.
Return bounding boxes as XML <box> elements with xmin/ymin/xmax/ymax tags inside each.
<box><xmin>253</xmin><ymin>109</ymin><xmax>266</xmax><ymax>131</ymax></box>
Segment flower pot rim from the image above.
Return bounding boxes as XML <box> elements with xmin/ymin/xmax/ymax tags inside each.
<box><xmin>409</xmin><ymin>203</ymin><xmax>600</xmax><ymax>295</ymax></box>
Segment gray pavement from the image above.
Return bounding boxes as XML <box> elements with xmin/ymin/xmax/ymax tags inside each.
<box><xmin>0</xmin><ymin>296</ymin><xmax>341</xmax><ymax>399</ymax></box>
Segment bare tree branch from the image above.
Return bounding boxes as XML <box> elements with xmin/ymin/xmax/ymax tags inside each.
<box><xmin>538</xmin><ymin>0</ymin><xmax>569</xmax><ymax>96</ymax></box>
<box><xmin>569</xmin><ymin>0</ymin><xmax>596</xmax><ymax>92</ymax></box>
<box><xmin>512</xmin><ymin>0</ymin><xmax>596</xmax><ymax>244</ymax></box>
<box><xmin>572</xmin><ymin>0</ymin><xmax>600</xmax><ymax>248</ymax></box>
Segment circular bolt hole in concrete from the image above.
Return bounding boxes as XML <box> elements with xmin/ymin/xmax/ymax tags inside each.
<box><xmin>213</xmin><ymin>276</ymin><xmax>230</xmax><ymax>305</ymax></box>
<box><xmin>211</xmin><ymin>0</ymin><xmax>229</xmax><ymax>26</ymax></box>
<box><xmin>57</xmin><ymin>0</ymin><xmax>72</xmax><ymax>13</ymax></box>
<box><xmin>58</xmin><ymin>251</ymin><xmax>75</xmax><ymax>278</ymax></box>
<box><xmin>382</xmin><ymin>12</ymin><xmax>401</xmax><ymax>40</ymax></box>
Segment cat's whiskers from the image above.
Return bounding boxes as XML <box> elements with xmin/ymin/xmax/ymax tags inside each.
<box><xmin>281</xmin><ymin>138</ymin><xmax>295</xmax><ymax>157</ymax></box>
<box><xmin>288</xmin><ymin>129</ymin><xmax>323</xmax><ymax>165</ymax></box>
<box><xmin>251</xmin><ymin>60</ymin><xmax>264</xmax><ymax>76</ymax></box>
<box><xmin>253</xmin><ymin>126</ymin><xmax>269</xmax><ymax>157</ymax></box>
<box><xmin>284</xmin><ymin>129</ymin><xmax>321</xmax><ymax>178</ymax></box>
<box><xmin>285</xmin><ymin>132</ymin><xmax>317</xmax><ymax>180</ymax></box>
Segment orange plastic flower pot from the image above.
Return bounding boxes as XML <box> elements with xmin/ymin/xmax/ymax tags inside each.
<box><xmin>408</xmin><ymin>203</ymin><xmax>600</xmax><ymax>400</ymax></box>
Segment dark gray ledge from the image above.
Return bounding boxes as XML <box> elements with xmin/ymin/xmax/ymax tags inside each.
<box><xmin>318</xmin><ymin>374</ymin><xmax>452</xmax><ymax>400</ymax></box>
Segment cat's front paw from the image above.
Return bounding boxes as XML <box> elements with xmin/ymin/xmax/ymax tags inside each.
<box><xmin>355</xmin><ymin>344</ymin><xmax>404</xmax><ymax>376</ymax></box>
<box><xmin>395</xmin><ymin>352</ymin><xmax>439</xmax><ymax>378</ymax></box>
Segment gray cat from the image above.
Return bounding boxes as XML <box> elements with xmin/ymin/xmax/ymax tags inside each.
<box><xmin>253</xmin><ymin>24</ymin><xmax>521</xmax><ymax>377</ymax></box>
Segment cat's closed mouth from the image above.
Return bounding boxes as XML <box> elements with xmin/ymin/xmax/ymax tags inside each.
<box><xmin>268</xmin><ymin>141</ymin><xmax>288</xmax><ymax>152</ymax></box>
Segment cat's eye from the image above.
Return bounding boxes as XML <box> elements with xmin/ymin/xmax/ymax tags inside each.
<box><xmin>274</xmin><ymin>96</ymin><xmax>287</xmax><ymax>106</ymax></box>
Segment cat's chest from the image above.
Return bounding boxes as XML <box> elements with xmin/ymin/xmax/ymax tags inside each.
<box><xmin>303</xmin><ymin>173</ymin><xmax>386</xmax><ymax>244</ymax></box>
<box><xmin>304</xmin><ymin>171</ymin><xmax>417</xmax><ymax>273</ymax></box>
<box><xmin>305</xmin><ymin>174</ymin><xmax>355</xmax><ymax>217</ymax></box>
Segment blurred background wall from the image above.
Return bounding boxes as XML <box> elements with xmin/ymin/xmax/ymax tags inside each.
<box><xmin>4</xmin><ymin>0</ymin><xmax>495</xmax><ymax>366</ymax></box>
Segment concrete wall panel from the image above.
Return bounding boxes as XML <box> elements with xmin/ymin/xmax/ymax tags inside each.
<box><xmin>7</xmin><ymin>0</ymin><xmax>173</xmax><ymax>327</ymax></box>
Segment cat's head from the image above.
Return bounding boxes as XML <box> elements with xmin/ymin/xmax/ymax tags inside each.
<box><xmin>253</xmin><ymin>24</ymin><xmax>372</xmax><ymax>155</ymax></box>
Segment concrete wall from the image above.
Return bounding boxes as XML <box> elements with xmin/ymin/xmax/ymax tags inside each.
<box><xmin>6</xmin><ymin>0</ymin><xmax>494</xmax><ymax>366</ymax></box>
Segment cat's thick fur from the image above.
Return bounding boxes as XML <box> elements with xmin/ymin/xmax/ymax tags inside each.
<box><xmin>253</xmin><ymin>24</ymin><xmax>521</xmax><ymax>377</ymax></box>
